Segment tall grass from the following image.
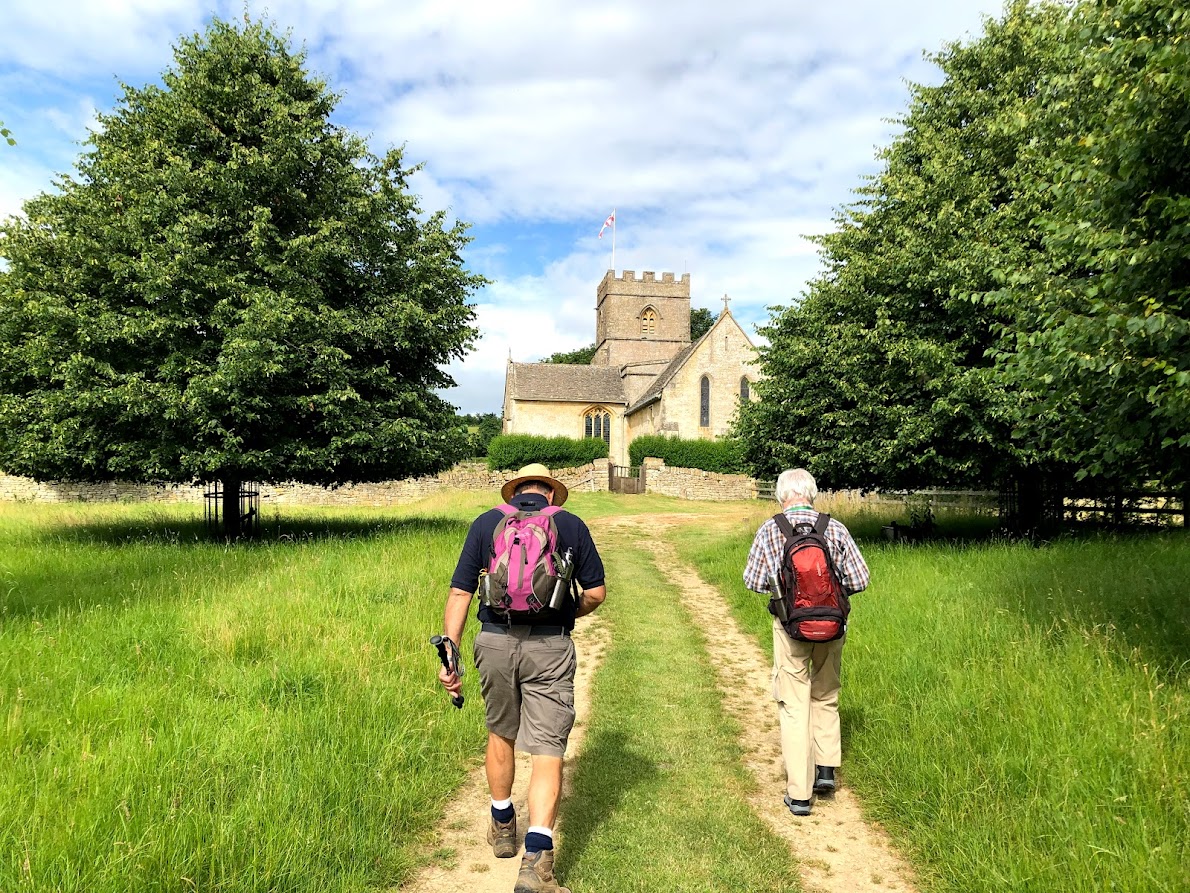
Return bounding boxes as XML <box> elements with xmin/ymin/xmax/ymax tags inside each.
<box><xmin>0</xmin><ymin>502</ymin><xmax>489</xmax><ymax>892</ymax></box>
<box><xmin>671</xmin><ymin>516</ymin><xmax>1189</xmax><ymax>893</ymax></box>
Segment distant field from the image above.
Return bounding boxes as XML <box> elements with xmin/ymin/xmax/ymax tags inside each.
<box><xmin>673</xmin><ymin>511</ymin><xmax>1190</xmax><ymax>893</ymax></box>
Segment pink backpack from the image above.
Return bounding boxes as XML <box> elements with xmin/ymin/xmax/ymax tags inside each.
<box><xmin>486</xmin><ymin>504</ymin><xmax>563</xmax><ymax>615</ymax></box>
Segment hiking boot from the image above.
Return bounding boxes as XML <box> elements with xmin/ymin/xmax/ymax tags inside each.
<box><xmin>784</xmin><ymin>794</ymin><xmax>813</xmax><ymax>816</ymax></box>
<box><xmin>513</xmin><ymin>849</ymin><xmax>571</xmax><ymax>893</ymax></box>
<box><xmin>814</xmin><ymin>765</ymin><xmax>837</xmax><ymax>795</ymax></box>
<box><xmin>487</xmin><ymin>813</ymin><xmax>517</xmax><ymax>858</ymax></box>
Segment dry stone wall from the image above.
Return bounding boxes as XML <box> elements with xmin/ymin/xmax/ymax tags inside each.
<box><xmin>641</xmin><ymin>458</ymin><xmax>759</xmax><ymax>501</ymax></box>
<box><xmin>0</xmin><ymin>460</ymin><xmax>613</xmax><ymax>506</ymax></box>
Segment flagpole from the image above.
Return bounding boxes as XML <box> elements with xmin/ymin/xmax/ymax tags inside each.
<box><xmin>611</xmin><ymin>207</ymin><xmax>616</xmax><ymax>272</ymax></box>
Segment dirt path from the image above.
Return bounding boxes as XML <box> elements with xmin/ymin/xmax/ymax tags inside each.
<box><xmin>401</xmin><ymin>510</ymin><xmax>917</xmax><ymax>893</ymax></box>
<box><xmin>399</xmin><ymin>612</ymin><xmax>611</xmax><ymax>893</ymax></box>
<box><xmin>620</xmin><ymin>513</ymin><xmax>919</xmax><ymax>893</ymax></box>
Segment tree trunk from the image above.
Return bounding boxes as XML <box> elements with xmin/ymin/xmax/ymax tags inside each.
<box><xmin>1015</xmin><ymin>468</ymin><xmax>1044</xmax><ymax>538</ymax></box>
<box><xmin>221</xmin><ymin>475</ymin><xmax>242</xmax><ymax>539</ymax></box>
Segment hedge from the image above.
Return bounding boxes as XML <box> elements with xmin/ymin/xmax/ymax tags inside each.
<box><xmin>486</xmin><ymin>434</ymin><xmax>609</xmax><ymax>471</ymax></box>
<box><xmin>628</xmin><ymin>435</ymin><xmax>747</xmax><ymax>474</ymax></box>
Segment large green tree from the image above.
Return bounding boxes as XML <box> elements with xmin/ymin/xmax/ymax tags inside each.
<box><xmin>988</xmin><ymin>0</ymin><xmax>1190</xmax><ymax>488</ymax></box>
<box><xmin>738</xmin><ymin>2</ymin><xmax>1066</xmax><ymax>489</ymax></box>
<box><xmin>0</xmin><ymin>18</ymin><xmax>482</xmax><ymax>534</ymax></box>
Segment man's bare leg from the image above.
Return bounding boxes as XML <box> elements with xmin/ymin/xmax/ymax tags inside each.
<box><xmin>486</xmin><ymin>732</ymin><xmax>516</xmax><ymax>799</ymax></box>
<box><xmin>526</xmin><ymin>754</ymin><xmax>563</xmax><ymax>828</ymax></box>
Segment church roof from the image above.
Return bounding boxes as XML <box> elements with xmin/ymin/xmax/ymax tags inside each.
<box><xmin>625</xmin><ymin>339</ymin><xmax>699</xmax><ymax>414</ymax></box>
<box><xmin>506</xmin><ymin>362</ymin><xmax>627</xmax><ymax>405</ymax></box>
<box><xmin>625</xmin><ymin>310</ymin><xmax>755</xmax><ymax>415</ymax></box>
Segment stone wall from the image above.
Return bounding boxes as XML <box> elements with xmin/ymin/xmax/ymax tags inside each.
<box><xmin>0</xmin><ymin>476</ymin><xmax>207</xmax><ymax>503</ymax></box>
<box><xmin>641</xmin><ymin>457</ymin><xmax>759</xmax><ymax>501</ymax></box>
<box><xmin>0</xmin><ymin>459</ymin><xmax>613</xmax><ymax>507</ymax></box>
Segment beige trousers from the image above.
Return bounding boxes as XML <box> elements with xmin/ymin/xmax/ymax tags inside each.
<box><xmin>771</xmin><ymin>619</ymin><xmax>845</xmax><ymax>800</ymax></box>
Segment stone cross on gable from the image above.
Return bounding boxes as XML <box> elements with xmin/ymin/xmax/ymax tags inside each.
<box><xmin>721</xmin><ymin>293</ymin><xmax>731</xmax><ymax>314</ymax></box>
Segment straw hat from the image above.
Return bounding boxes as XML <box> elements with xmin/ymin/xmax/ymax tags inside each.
<box><xmin>501</xmin><ymin>463</ymin><xmax>568</xmax><ymax>507</ymax></box>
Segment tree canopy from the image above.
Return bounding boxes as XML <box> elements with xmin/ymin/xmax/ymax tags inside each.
<box><xmin>738</xmin><ymin>0</ymin><xmax>1188</xmax><ymax>493</ymax></box>
<box><xmin>987</xmin><ymin>0</ymin><xmax>1190</xmax><ymax>488</ymax></box>
<box><xmin>0</xmin><ymin>17</ymin><xmax>483</xmax><ymax>529</ymax></box>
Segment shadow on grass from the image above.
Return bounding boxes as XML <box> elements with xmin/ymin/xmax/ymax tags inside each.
<box><xmin>25</xmin><ymin>514</ymin><xmax>468</xmax><ymax>547</ymax></box>
<box><xmin>557</xmin><ymin>729</ymin><xmax>659</xmax><ymax>875</ymax></box>
<box><xmin>999</xmin><ymin>533</ymin><xmax>1190</xmax><ymax>680</ymax></box>
<box><xmin>839</xmin><ymin>704</ymin><xmax>868</xmax><ymax>758</ymax></box>
<box><xmin>3</xmin><ymin>515</ymin><xmax>470</xmax><ymax>620</ymax></box>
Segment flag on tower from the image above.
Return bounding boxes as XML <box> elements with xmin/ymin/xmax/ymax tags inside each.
<box><xmin>598</xmin><ymin>211</ymin><xmax>615</xmax><ymax>239</ymax></box>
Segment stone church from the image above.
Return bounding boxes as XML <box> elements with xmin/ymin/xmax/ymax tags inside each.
<box><xmin>502</xmin><ymin>270</ymin><xmax>758</xmax><ymax>466</ymax></box>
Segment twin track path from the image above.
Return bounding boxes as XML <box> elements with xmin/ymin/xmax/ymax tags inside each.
<box><xmin>401</xmin><ymin>510</ymin><xmax>916</xmax><ymax>893</ymax></box>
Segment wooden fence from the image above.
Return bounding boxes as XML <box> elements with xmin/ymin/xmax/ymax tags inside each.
<box><xmin>756</xmin><ymin>483</ymin><xmax>1188</xmax><ymax>529</ymax></box>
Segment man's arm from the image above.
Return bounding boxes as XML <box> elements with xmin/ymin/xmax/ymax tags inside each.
<box><xmin>438</xmin><ymin>587</ymin><xmax>473</xmax><ymax>699</ymax></box>
<box><xmin>575</xmin><ymin>585</ymin><xmax>606</xmax><ymax>618</ymax></box>
<box><xmin>829</xmin><ymin>523</ymin><xmax>870</xmax><ymax>595</ymax></box>
<box><xmin>743</xmin><ymin>523</ymin><xmax>775</xmax><ymax>593</ymax></box>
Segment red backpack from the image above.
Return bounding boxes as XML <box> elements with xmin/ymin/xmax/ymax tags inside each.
<box><xmin>770</xmin><ymin>512</ymin><xmax>850</xmax><ymax>641</ymax></box>
<box><xmin>484</xmin><ymin>504</ymin><xmax>564</xmax><ymax>616</ymax></box>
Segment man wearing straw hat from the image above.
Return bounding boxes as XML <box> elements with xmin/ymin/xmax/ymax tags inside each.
<box><xmin>439</xmin><ymin>463</ymin><xmax>606</xmax><ymax>893</ymax></box>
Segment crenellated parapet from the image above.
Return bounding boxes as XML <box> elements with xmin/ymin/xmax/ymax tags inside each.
<box><xmin>594</xmin><ymin>269</ymin><xmax>692</xmax><ymax>369</ymax></box>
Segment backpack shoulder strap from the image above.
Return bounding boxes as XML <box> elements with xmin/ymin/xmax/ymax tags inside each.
<box><xmin>540</xmin><ymin>505</ymin><xmax>563</xmax><ymax>518</ymax></box>
<box><xmin>772</xmin><ymin>512</ymin><xmax>796</xmax><ymax>541</ymax></box>
<box><xmin>813</xmin><ymin>512</ymin><xmax>831</xmax><ymax>535</ymax></box>
<box><xmin>495</xmin><ymin>503</ymin><xmax>519</xmax><ymax>517</ymax></box>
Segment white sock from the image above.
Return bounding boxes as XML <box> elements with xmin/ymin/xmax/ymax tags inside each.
<box><xmin>491</xmin><ymin>797</ymin><xmax>513</xmax><ymax>810</ymax></box>
<box><xmin>526</xmin><ymin>826</ymin><xmax>553</xmax><ymax>840</ymax></box>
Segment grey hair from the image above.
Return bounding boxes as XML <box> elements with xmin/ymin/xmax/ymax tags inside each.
<box><xmin>775</xmin><ymin>468</ymin><xmax>818</xmax><ymax>506</ymax></box>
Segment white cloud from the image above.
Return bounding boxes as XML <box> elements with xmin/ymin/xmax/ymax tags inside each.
<box><xmin>1</xmin><ymin>0</ymin><xmax>1006</xmax><ymax>415</ymax></box>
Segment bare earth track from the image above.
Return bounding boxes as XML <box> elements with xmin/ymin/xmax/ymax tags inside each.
<box><xmin>401</xmin><ymin>511</ymin><xmax>916</xmax><ymax>893</ymax></box>
<box><xmin>629</xmin><ymin>514</ymin><xmax>919</xmax><ymax>893</ymax></box>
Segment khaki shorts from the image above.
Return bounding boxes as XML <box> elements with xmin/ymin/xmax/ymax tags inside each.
<box><xmin>473</xmin><ymin>626</ymin><xmax>577</xmax><ymax>757</ymax></box>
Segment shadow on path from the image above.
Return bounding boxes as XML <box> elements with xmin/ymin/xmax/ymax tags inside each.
<box><xmin>556</xmin><ymin>729</ymin><xmax>659</xmax><ymax>876</ymax></box>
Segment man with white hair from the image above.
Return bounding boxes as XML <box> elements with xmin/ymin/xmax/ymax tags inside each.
<box><xmin>743</xmin><ymin>467</ymin><xmax>869</xmax><ymax>817</ymax></box>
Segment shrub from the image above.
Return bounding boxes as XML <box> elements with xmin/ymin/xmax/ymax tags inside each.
<box><xmin>486</xmin><ymin>435</ymin><xmax>608</xmax><ymax>471</ymax></box>
<box><xmin>629</xmin><ymin>435</ymin><xmax>747</xmax><ymax>474</ymax></box>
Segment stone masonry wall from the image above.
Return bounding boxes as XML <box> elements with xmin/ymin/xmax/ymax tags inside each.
<box><xmin>641</xmin><ymin>457</ymin><xmax>759</xmax><ymax>501</ymax></box>
<box><xmin>0</xmin><ymin>459</ymin><xmax>613</xmax><ymax>506</ymax></box>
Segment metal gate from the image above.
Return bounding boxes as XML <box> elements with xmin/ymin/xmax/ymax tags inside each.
<box><xmin>610</xmin><ymin>465</ymin><xmax>643</xmax><ymax>495</ymax></box>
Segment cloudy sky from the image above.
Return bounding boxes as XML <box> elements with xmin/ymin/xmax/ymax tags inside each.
<box><xmin>0</xmin><ymin>0</ymin><xmax>1005</xmax><ymax>414</ymax></box>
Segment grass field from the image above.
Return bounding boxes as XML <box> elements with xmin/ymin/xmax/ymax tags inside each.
<box><xmin>672</xmin><ymin>508</ymin><xmax>1189</xmax><ymax>892</ymax></box>
<box><xmin>1</xmin><ymin>499</ymin><xmax>494</xmax><ymax>892</ymax></box>
<box><xmin>2</xmin><ymin>496</ymin><xmax>1186</xmax><ymax>892</ymax></box>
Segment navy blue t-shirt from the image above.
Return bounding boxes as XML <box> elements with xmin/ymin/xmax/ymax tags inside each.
<box><xmin>450</xmin><ymin>492</ymin><xmax>605</xmax><ymax>629</ymax></box>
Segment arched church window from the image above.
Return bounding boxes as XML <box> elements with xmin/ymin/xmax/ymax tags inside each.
<box><xmin>641</xmin><ymin>308</ymin><xmax>657</xmax><ymax>337</ymax></box>
<box><xmin>740</xmin><ymin>377</ymin><xmax>750</xmax><ymax>402</ymax></box>
<box><xmin>700</xmin><ymin>376</ymin><xmax>710</xmax><ymax>427</ymax></box>
<box><xmin>584</xmin><ymin>407</ymin><xmax>611</xmax><ymax>445</ymax></box>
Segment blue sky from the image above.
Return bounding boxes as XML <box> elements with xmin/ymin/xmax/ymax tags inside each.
<box><xmin>0</xmin><ymin>0</ymin><xmax>1005</xmax><ymax>414</ymax></box>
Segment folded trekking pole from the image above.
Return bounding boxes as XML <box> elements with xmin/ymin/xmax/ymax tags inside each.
<box><xmin>430</xmin><ymin>635</ymin><xmax>464</xmax><ymax>709</ymax></box>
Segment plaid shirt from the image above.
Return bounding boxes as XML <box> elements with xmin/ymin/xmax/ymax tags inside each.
<box><xmin>743</xmin><ymin>508</ymin><xmax>870</xmax><ymax>595</ymax></box>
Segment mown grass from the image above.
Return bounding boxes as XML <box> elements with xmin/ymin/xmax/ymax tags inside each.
<box><xmin>671</xmin><ymin>511</ymin><xmax>1189</xmax><ymax>893</ymax></box>
<box><xmin>0</xmin><ymin>500</ymin><xmax>492</xmax><ymax>892</ymax></box>
<box><xmin>558</xmin><ymin>522</ymin><xmax>802</xmax><ymax>892</ymax></box>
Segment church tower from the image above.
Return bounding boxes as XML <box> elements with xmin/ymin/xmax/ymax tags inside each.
<box><xmin>592</xmin><ymin>270</ymin><xmax>691</xmax><ymax>376</ymax></box>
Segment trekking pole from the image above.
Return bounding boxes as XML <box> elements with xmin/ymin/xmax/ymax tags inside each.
<box><xmin>430</xmin><ymin>635</ymin><xmax>464</xmax><ymax>709</ymax></box>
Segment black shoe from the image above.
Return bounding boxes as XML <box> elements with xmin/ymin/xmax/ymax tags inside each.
<box><xmin>814</xmin><ymin>766</ymin><xmax>836</xmax><ymax>795</ymax></box>
<box><xmin>783</xmin><ymin>794</ymin><xmax>813</xmax><ymax>816</ymax></box>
